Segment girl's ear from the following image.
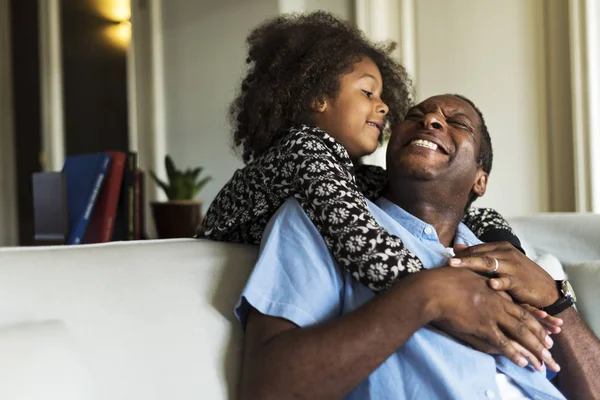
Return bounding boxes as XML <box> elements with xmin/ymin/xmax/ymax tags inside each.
<box><xmin>311</xmin><ymin>97</ymin><xmax>327</xmax><ymax>113</ymax></box>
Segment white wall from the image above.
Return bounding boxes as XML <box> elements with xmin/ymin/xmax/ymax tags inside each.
<box><xmin>0</xmin><ymin>0</ymin><xmax>18</xmax><ymax>246</ymax></box>
<box><xmin>279</xmin><ymin>0</ymin><xmax>352</xmax><ymax>18</ymax></box>
<box><xmin>161</xmin><ymin>0</ymin><xmax>279</xmax><ymax>209</ymax></box>
<box><xmin>414</xmin><ymin>0</ymin><xmax>563</xmax><ymax>216</ymax></box>
<box><xmin>306</xmin><ymin>0</ymin><xmax>352</xmax><ymax>19</ymax></box>
<box><xmin>159</xmin><ymin>0</ymin><xmax>569</xmax><ymax>216</ymax></box>
<box><xmin>160</xmin><ymin>0</ymin><xmax>353</xmax><ymax>209</ymax></box>
<box><xmin>591</xmin><ymin>0</ymin><xmax>600</xmax><ymax>212</ymax></box>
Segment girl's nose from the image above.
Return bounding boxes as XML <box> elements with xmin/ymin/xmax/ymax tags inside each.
<box><xmin>377</xmin><ymin>99</ymin><xmax>389</xmax><ymax>116</ymax></box>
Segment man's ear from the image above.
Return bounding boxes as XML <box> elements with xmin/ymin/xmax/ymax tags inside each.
<box><xmin>471</xmin><ymin>167</ymin><xmax>488</xmax><ymax>198</ymax></box>
<box><xmin>311</xmin><ymin>97</ymin><xmax>327</xmax><ymax>113</ymax></box>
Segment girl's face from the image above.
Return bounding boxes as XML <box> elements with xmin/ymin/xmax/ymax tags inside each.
<box><xmin>312</xmin><ymin>57</ymin><xmax>389</xmax><ymax>159</ymax></box>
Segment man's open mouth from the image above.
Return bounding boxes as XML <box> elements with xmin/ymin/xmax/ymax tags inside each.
<box><xmin>409</xmin><ymin>139</ymin><xmax>438</xmax><ymax>151</ymax></box>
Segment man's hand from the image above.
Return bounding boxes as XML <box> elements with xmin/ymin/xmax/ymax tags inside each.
<box><xmin>421</xmin><ymin>267</ymin><xmax>560</xmax><ymax>372</ymax></box>
<box><xmin>449</xmin><ymin>242</ymin><xmax>560</xmax><ymax>309</ymax></box>
<box><xmin>432</xmin><ymin>291</ymin><xmax>562</xmax><ymax>371</ymax></box>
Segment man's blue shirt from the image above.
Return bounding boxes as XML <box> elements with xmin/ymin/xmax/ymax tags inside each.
<box><xmin>235</xmin><ymin>197</ymin><xmax>565</xmax><ymax>400</ymax></box>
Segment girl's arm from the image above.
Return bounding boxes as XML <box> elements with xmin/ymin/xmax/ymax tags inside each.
<box><xmin>461</xmin><ymin>207</ymin><xmax>524</xmax><ymax>254</ymax></box>
<box><xmin>354</xmin><ymin>164</ymin><xmax>387</xmax><ymax>201</ymax></box>
<box><xmin>288</xmin><ymin>127</ymin><xmax>422</xmax><ymax>291</ymax></box>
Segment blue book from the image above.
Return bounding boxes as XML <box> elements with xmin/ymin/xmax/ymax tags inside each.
<box><xmin>62</xmin><ymin>153</ymin><xmax>112</xmax><ymax>244</ymax></box>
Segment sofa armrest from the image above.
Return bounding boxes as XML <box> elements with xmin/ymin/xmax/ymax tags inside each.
<box><xmin>507</xmin><ymin>213</ymin><xmax>600</xmax><ymax>265</ymax></box>
<box><xmin>564</xmin><ymin>261</ymin><xmax>600</xmax><ymax>338</ymax></box>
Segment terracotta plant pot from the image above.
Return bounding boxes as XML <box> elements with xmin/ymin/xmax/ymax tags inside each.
<box><xmin>151</xmin><ymin>200</ymin><xmax>203</xmax><ymax>239</ymax></box>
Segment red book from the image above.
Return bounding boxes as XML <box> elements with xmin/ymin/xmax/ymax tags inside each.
<box><xmin>83</xmin><ymin>151</ymin><xmax>127</xmax><ymax>243</ymax></box>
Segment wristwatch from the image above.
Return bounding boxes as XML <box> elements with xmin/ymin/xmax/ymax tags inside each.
<box><xmin>541</xmin><ymin>280</ymin><xmax>577</xmax><ymax>316</ymax></box>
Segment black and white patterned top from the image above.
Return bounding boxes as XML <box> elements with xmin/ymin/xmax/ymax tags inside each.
<box><xmin>199</xmin><ymin>125</ymin><xmax>517</xmax><ymax>292</ymax></box>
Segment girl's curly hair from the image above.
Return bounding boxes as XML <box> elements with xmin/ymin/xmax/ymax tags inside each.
<box><xmin>230</xmin><ymin>11</ymin><xmax>414</xmax><ymax>163</ymax></box>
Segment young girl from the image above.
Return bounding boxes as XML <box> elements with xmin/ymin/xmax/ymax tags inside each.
<box><xmin>198</xmin><ymin>11</ymin><xmax>521</xmax><ymax>292</ymax></box>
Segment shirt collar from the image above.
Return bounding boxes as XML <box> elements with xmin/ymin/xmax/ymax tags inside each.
<box><xmin>375</xmin><ymin>197</ymin><xmax>480</xmax><ymax>246</ymax></box>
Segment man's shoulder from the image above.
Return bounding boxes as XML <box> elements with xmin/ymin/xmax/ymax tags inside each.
<box><xmin>261</xmin><ymin>198</ymin><xmax>332</xmax><ymax>259</ymax></box>
<box><xmin>266</xmin><ymin>198</ymin><xmax>313</xmax><ymax>234</ymax></box>
<box><xmin>237</xmin><ymin>197</ymin><xmax>346</xmax><ymax>329</ymax></box>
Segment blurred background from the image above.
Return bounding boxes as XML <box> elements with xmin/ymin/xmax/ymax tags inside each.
<box><xmin>1</xmin><ymin>0</ymin><xmax>599</xmax><ymax>247</ymax></box>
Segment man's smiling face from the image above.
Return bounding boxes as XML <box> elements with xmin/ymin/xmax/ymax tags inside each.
<box><xmin>386</xmin><ymin>95</ymin><xmax>488</xmax><ymax>201</ymax></box>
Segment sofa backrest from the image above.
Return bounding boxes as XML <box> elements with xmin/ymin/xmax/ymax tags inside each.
<box><xmin>0</xmin><ymin>239</ymin><xmax>257</xmax><ymax>400</ymax></box>
<box><xmin>1</xmin><ymin>212</ymin><xmax>598</xmax><ymax>399</ymax></box>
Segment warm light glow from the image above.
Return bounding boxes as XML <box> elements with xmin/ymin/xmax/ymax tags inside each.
<box><xmin>91</xmin><ymin>0</ymin><xmax>131</xmax><ymax>22</ymax></box>
<box><xmin>104</xmin><ymin>20</ymin><xmax>132</xmax><ymax>49</ymax></box>
<box><xmin>92</xmin><ymin>0</ymin><xmax>131</xmax><ymax>49</ymax></box>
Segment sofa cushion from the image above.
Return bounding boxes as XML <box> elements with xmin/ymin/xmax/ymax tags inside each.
<box><xmin>0</xmin><ymin>320</ymin><xmax>97</xmax><ymax>400</ymax></box>
<box><xmin>508</xmin><ymin>213</ymin><xmax>600</xmax><ymax>265</ymax></box>
<box><xmin>535</xmin><ymin>253</ymin><xmax>566</xmax><ymax>280</ymax></box>
<box><xmin>564</xmin><ymin>261</ymin><xmax>600</xmax><ymax>337</ymax></box>
<box><xmin>0</xmin><ymin>239</ymin><xmax>258</xmax><ymax>400</ymax></box>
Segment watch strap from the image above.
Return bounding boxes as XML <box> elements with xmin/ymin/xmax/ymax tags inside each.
<box><xmin>541</xmin><ymin>280</ymin><xmax>575</xmax><ymax>316</ymax></box>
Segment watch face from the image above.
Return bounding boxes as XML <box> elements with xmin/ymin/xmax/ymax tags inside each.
<box><xmin>562</xmin><ymin>280</ymin><xmax>577</xmax><ymax>303</ymax></box>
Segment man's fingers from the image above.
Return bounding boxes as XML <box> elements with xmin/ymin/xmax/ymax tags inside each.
<box><xmin>452</xmin><ymin>242</ymin><xmax>508</xmax><ymax>258</ymax></box>
<box><xmin>521</xmin><ymin>304</ymin><xmax>563</xmax><ymax>334</ymax></box>
<box><xmin>488</xmin><ymin>277</ymin><xmax>512</xmax><ymax>291</ymax></box>
<box><xmin>511</xmin><ymin>340</ymin><xmax>543</xmax><ymax>372</ymax></box>
<box><xmin>496</xmin><ymin>291</ymin><xmax>512</xmax><ymax>302</ymax></box>
<box><xmin>453</xmin><ymin>243</ymin><xmax>469</xmax><ymax>253</ymax></box>
<box><xmin>448</xmin><ymin>330</ymin><xmax>500</xmax><ymax>354</ymax></box>
<box><xmin>521</xmin><ymin>304</ymin><xmax>563</xmax><ymax>326</ymax></box>
<box><xmin>449</xmin><ymin>255</ymin><xmax>504</xmax><ymax>275</ymax></box>
<box><xmin>485</xmin><ymin>326</ymin><xmax>529</xmax><ymax>368</ymax></box>
<box><xmin>500</xmin><ymin>303</ymin><xmax>560</xmax><ymax>371</ymax></box>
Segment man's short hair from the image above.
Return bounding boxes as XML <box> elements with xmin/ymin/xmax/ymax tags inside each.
<box><xmin>451</xmin><ymin>94</ymin><xmax>493</xmax><ymax>208</ymax></box>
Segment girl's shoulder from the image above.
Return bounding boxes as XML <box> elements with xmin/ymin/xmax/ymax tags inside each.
<box><xmin>280</xmin><ymin>125</ymin><xmax>348</xmax><ymax>157</ymax></box>
<box><xmin>281</xmin><ymin>124</ymin><xmax>329</xmax><ymax>141</ymax></box>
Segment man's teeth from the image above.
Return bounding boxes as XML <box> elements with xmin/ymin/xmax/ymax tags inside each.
<box><xmin>410</xmin><ymin>139</ymin><xmax>438</xmax><ymax>151</ymax></box>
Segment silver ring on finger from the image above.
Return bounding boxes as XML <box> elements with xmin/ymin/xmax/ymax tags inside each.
<box><xmin>492</xmin><ymin>257</ymin><xmax>499</xmax><ymax>273</ymax></box>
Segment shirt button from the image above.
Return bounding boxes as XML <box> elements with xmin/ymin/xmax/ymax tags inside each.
<box><xmin>424</xmin><ymin>226</ymin><xmax>433</xmax><ymax>235</ymax></box>
<box><xmin>485</xmin><ymin>389</ymin><xmax>496</xmax><ymax>399</ymax></box>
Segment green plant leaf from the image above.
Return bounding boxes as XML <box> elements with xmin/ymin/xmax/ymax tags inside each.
<box><xmin>165</xmin><ymin>155</ymin><xmax>178</xmax><ymax>183</ymax></box>
<box><xmin>153</xmin><ymin>155</ymin><xmax>211</xmax><ymax>200</ymax></box>
<box><xmin>170</xmin><ymin>175</ymin><xmax>185</xmax><ymax>200</ymax></box>
<box><xmin>149</xmin><ymin>170</ymin><xmax>171</xmax><ymax>199</ymax></box>
<box><xmin>191</xmin><ymin>167</ymin><xmax>202</xmax><ymax>181</ymax></box>
<box><xmin>192</xmin><ymin>176</ymin><xmax>212</xmax><ymax>198</ymax></box>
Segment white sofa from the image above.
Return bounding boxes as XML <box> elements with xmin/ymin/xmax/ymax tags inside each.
<box><xmin>0</xmin><ymin>213</ymin><xmax>598</xmax><ymax>400</ymax></box>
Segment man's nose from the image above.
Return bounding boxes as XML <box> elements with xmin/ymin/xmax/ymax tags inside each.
<box><xmin>421</xmin><ymin>114</ymin><xmax>443</xmax><ymax>130</ymax></box>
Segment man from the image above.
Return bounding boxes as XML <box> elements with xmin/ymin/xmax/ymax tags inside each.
<box><xmin>234</xmin><ymin>95</ymin><xmax>600</xmax><ymax>399</ymax></box>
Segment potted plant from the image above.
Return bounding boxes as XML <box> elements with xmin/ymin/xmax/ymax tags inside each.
<box><xmin>149</xmin><ymin>155</ymin><xmax>211</xmax><ymax>239</ymax></box>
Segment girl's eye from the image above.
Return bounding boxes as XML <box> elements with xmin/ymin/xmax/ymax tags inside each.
<box><xmin>362</xmin><ymin>90</ymin><xmax>373</xmax><ymax>98</ymax></box>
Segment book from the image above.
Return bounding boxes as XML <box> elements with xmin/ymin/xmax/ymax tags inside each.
<box><xmin>32</xmin><ymin>171</ymin><xmax>68</xmax><ymax>245</ymax></box>
<box><xmin>83</xmin><ymin>151</ymin><xmax>126</xmax><ymax>243</ymax></box>
<box><xmin>112</xmin><ymin>152</ymin><xmax>137</xmax><ymax>241</ymax></box>
<box><xmin>134</xmin><ymin>169</ymin><xmax>142</xmax><ymax>240</ymax></box>
<box><xmin>134</xmin><ymin>169</ymin><xmax>148</xmax><ymax>240</ymax></box>
<box><xmin>62</xmin><ymin>153</ymin><xmax>112</xmax><ymax>245</ymax></box>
